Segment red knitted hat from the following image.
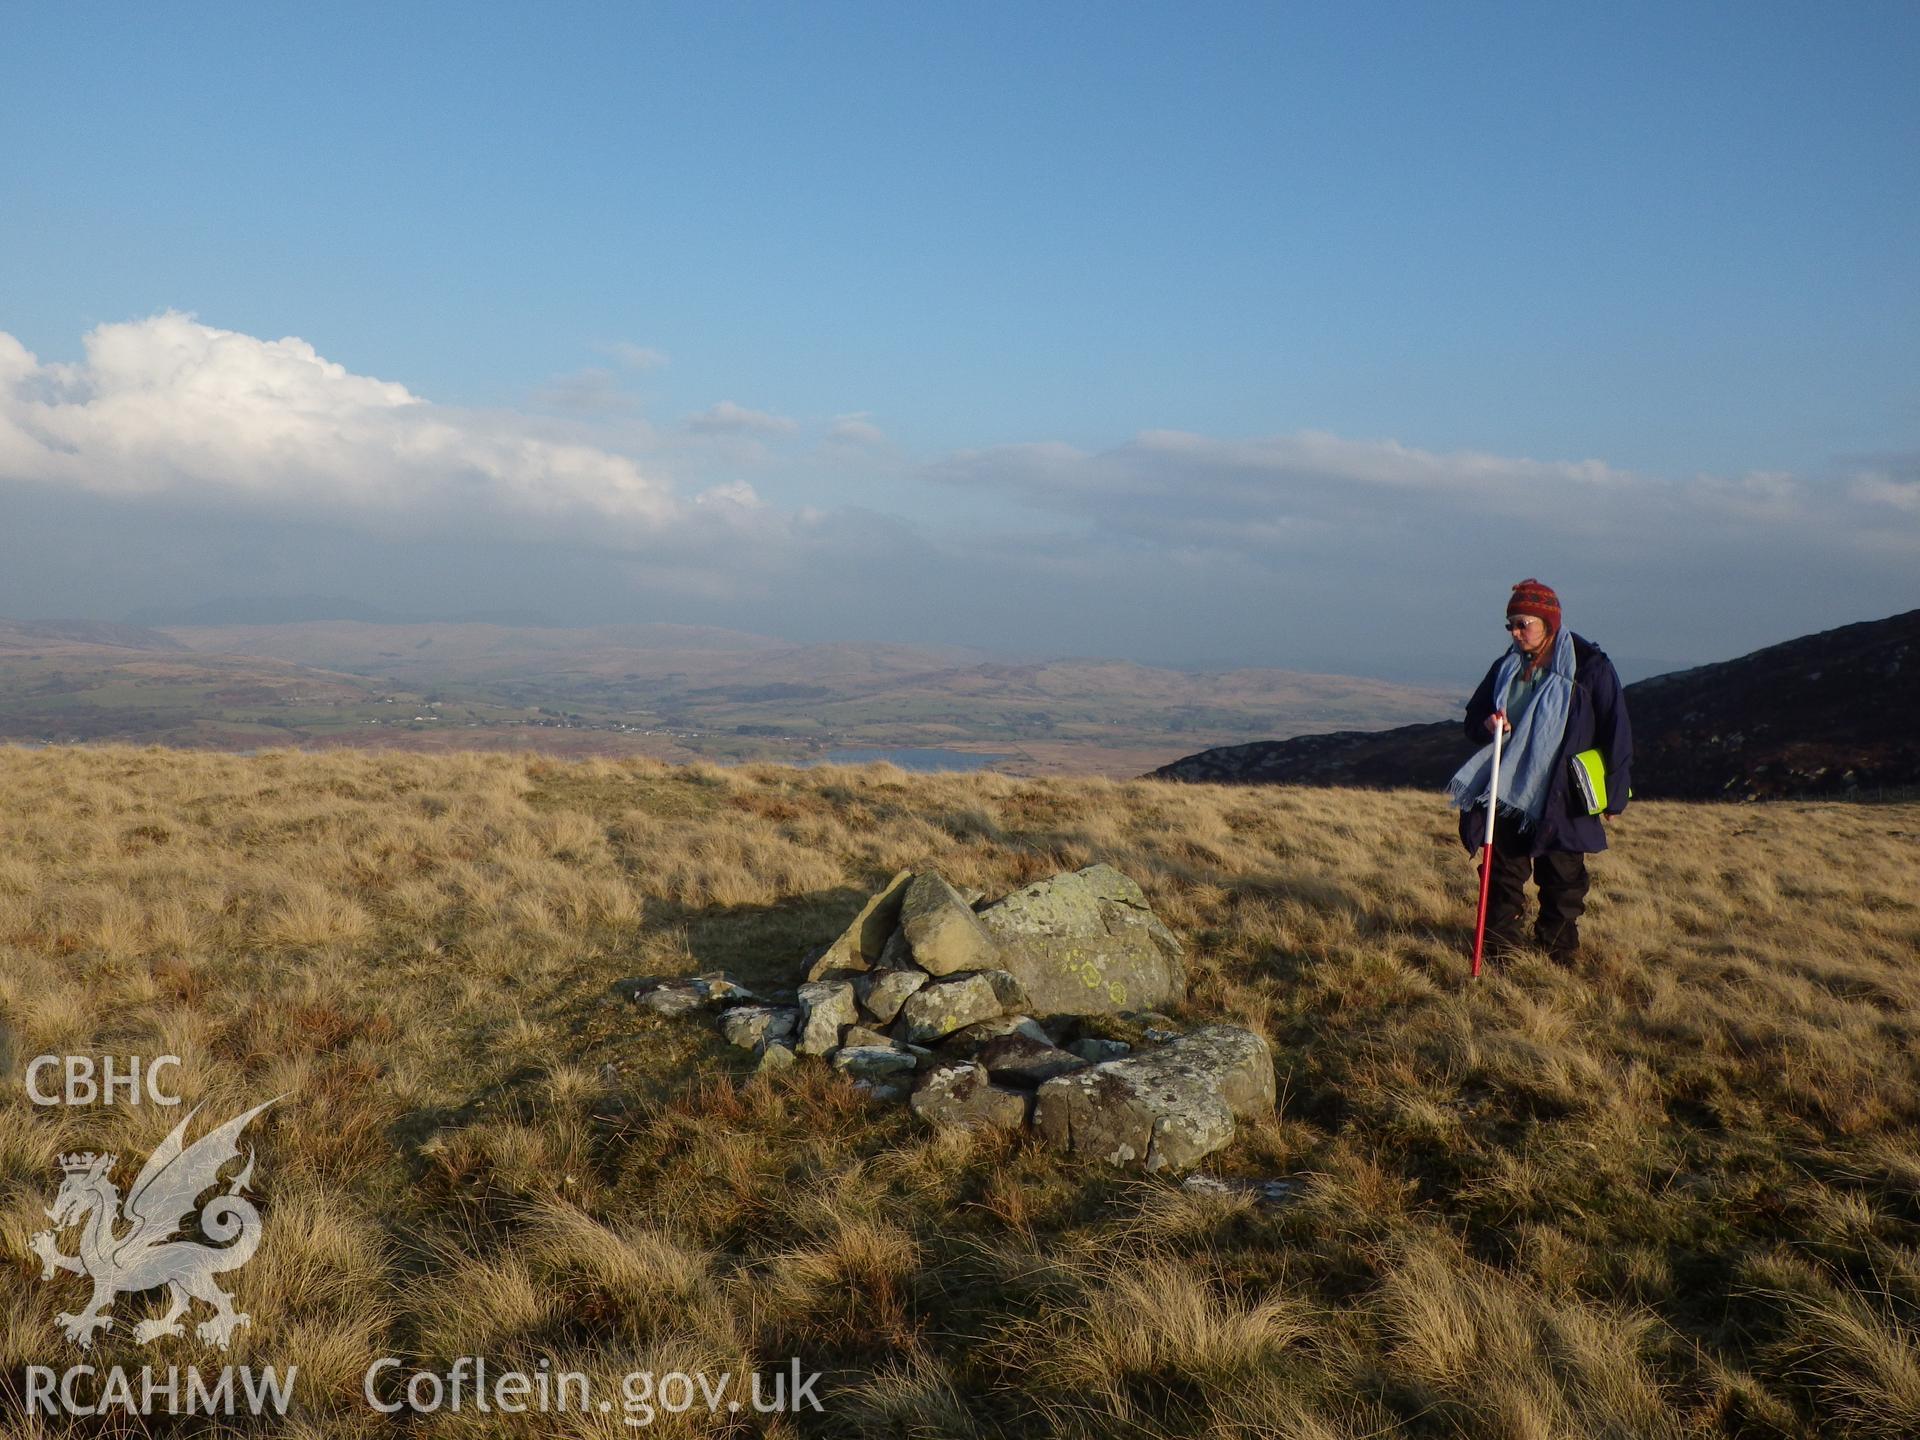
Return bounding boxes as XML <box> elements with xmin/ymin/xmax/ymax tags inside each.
<box><xmin>1507</xmin><ymin>578</ymin><xmax>1561</xmax><ymax>629</ymax></box>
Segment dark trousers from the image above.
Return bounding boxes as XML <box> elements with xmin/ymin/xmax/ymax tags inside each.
<box><xmin>1484</xmin><ymin>813</ymin><xmax>1589</xmax><ymax>958</ymax></box>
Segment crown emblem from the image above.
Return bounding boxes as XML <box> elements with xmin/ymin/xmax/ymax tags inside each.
<box><xmin>58</xmin><ymin>1152</ymin><xmax>113</xmax><ymax>1175</ymax></box>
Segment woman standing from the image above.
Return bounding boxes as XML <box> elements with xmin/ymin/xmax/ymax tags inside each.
<box><xmin>1448</xmin><ymin>579</ymin><xmax>1633</xmax><ymax>963</ymax></box>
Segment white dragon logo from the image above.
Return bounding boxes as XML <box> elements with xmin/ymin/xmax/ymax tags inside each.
<box><xmin>27</xmin><ymin>1098</ymin><xmax>278</xmax><ymax>1350</ymax></box>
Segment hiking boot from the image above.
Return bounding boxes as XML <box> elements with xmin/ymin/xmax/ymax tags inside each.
<box><xmin>1537</xmin><ymin>921</ymin><xmax>1580</xmax><ymax>965</ymax></box>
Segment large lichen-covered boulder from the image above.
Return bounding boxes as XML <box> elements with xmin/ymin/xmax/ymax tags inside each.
<box><xmin>1032</xmin><ymin>1025</ymin><xmax>1274</xmax><ymax>1172</ymax></box>
<box><xmin>805</xmin><ymin>869</ymin><xmax>914</xmax><ymax>981</ymax></box>
<box><xmin>974</xmin><ymin>863</ymin><xmax>1185</xmax><ymax>1016</ymax></box>
<box><xmin>898</xmin><ymin>872</ymin><xmax>999</xmax><ymax>976</ymax></box>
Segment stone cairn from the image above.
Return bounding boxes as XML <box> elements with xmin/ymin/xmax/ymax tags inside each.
<box><xmin>615</xmin><ymin>862</ymin><xmax>1275</xmax><ymax>1172</ymax></box>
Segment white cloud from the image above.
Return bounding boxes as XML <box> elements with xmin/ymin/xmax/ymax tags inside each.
<box><xmin>2</xmin><ymin>314</ymin><xmax>1909</xmax><ymax>669</ymax></box>
<box><xmin>693</xmin><ymin>479</ymin><xmax>765</xmax><ymax>510</ymax></box>
<box><xmin>827</xmin><ymin>412</ymin><xmax>887</xmax><ymax>447</ymax></box>
<box><xmin>533</xmin><ymin>366</ymin><xmax>647</xmax><ymax>416</ymax></box>
<box><xmin>928</xmin><ymin>427</ymin><xmax>1918</xmax><ymax>567</ymax></box>
<box><xmin>1849</xmin><ymin>458</ymin><xmax>1920</xmax><ymax>513</ymax></box>
<box><xmin>686</xmin><ymin>400</ymin><xmax>799</xmax><ymax>436</ymax></box>
<box><xmin>604</xmin><ymin>341</ymin><xmax>669</xmax><ymax>371</ymax></box>
<box><xmin>932</xmin><ymin>429</ymin><xmax>1633</xmax><ymax>533</ymax></box>
<box><xmin>0</xmin><ymin>313</ymin><xmax>787</xmax><ymax>553</ymax></box>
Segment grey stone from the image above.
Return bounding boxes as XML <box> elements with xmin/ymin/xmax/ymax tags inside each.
<box><xmin>1069</xmin><ymin>1038</ymin><xmax>1132</xmax><ymax>1063</ymax></box>
<box><xmin>1181</xmin><ymin>1174</ymin><xmax>1303</xmax><ymax>1208</ymax></box>
<box><xmin>805</xmin><ymin>870</ymin><xmax>915</xmax><ymax>981</ymax></box>
<box><xmin>854</xmin><ymin>1078</ymin><xmax>914</xmax><ymax>1103</ymax></box>
<box><xmin>833</xmin><ymin>1045</ymin><xmax>919</xmax><ymax>1081</ymax></box>
<box><xmin>877</xmin><ymin>926</ymin><xmax>913</xmax><ymax>970</ymax></box>
<box><xmin>1033</xmin><ymin>1025</ymin><xmax>1275</xmax><ymax>1172</ymax></box>
<box><xmin>755</xmin><ymin>1041</ymin><xmax>797</xmax><ymax>1075</ymax></box>
<box><xmin>974</xmin><ymin>863</ymin><xmax>1185</xmax><ymax>1016</ymax></box>
<box><xmin>796</xmin><ymin>980</ymin><xmax>858</xmax><ymax>1055</ymax></box>
<box><xmin>625</xmin><ymin>972</ymin><xmax>765</xmax><ymax>1017</ymax></box>
<box><xmin>694</xmin><ymin>972</ymin><xmax>762</xmax><ymax>1004</ymax></box>
<box><xmin>641</xmin><ymin>983</ymin><xmax>713</xmax><ymax>1017</ymax></box>
<box><xmin>897</xmin><ymin>970</ymin><xmax>1028</xmax><ymax>1045</ymax></box>
<box><xmin>719</xmin><ymin>1006</ymin><xmax>799</xmax><ymax>1051</ymax></box>
<box><xmin>977</xmin><ymin>1034</ymin><xmax>1089</xmax><ymax>1088</ymax></box>
<box><xmin>946</xmin><ymin>1014</ymin><xmax>1054</xmax><ymax>1053</ymax></box>
<box><xmin>899</xmin><ymin>872</ymin><xmax>998</xmax><ymax>976</ymax></box>
<box><xmin>909</xmin><ymin>1062</ymin><xmax>1031</xmax><ymax>1130</ymax></box>
<box><xmin>842</xmin><ymin>1024</ymin><xmax>896</xmax><ymax>1049</ymax></box>
<box><xmin>855</xmin><ymin>966</ymin><xmax>927</xmax><ymax>1025</ymax></box>
<box><xmin>644</xmin><ymin>987</ymin><xmax>705</xmax><ymax>1018</ymax></box>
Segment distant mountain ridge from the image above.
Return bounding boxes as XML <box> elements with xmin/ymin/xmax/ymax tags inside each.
<box><xmin>0</xmin><ymin>619</ymin><xmax>188</xmax><ymax>652</ymax></box>
<box><xmin>1148</xmin><ymin>609</ymin><xmax>1920</xmax><ymax>800</ymax></box>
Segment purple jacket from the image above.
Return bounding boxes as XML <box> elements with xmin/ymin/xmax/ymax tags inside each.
<box><xmin>1459</xmin><ymin>632</ymin><xmax>1633</xmax><ymax>856</ymax></box>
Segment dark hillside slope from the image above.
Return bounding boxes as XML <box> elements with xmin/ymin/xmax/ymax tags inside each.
<box><xmin>1149</xmin><ymin>609</ymin><xmax>1920</xmax><ymax>800</ymax></box>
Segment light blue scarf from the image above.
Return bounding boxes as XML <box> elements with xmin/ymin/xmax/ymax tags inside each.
<box><xmin>1447</xmin><ymin>631</ymin><xmax>1576</xmax><ymax>828</ymax></box>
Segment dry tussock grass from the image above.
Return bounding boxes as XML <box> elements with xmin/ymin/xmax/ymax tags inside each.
<box><xmin>0</xmin><ymin>742</ymin><xmax>1917</xmax><ymax>1436</ymax></box>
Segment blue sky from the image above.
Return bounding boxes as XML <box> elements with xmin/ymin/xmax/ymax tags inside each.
<box><xmin>2</xmin><ymin>2</ymin><xmax>1915</xmax><ymax>680</ymax></box>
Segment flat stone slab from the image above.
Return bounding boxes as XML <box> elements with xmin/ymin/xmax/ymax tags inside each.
<box><xmin>974</xmin><ymin>863</ymin><xmax>1185</xmax><ymax>1016</ymax></box>
<box><xmin>806</xmin><ymin>869</ymin><xmax>914</xmax><ymax>981</ymax></box>
<box><xmin>945</xmin><ymin>1015</ymin><xmax>1054</xmax><ymax>1054</ymax></box>
<box><xmin>627</xmin><ymin>973</ymin><xmax>765</xmax><ymax>1017</ymax></box>
<box><xmin>899</xmin><ymin>871</ymin><xmax>999</xmax><ymax>976</ymax></box>
<box><xmin>909</xmin><ymin>1061</ymin><xmax>1030</xmax><ymax>1130</ymax></box>
<box><xmin>833</xmin><ymin>1045</ymin><xmax>919</xmax><ymax>1081</ymax></box>
<box><xmin>1033</xmin><ymin>1025</ymin><xmax>1275</xmax><ymax>1172</ymax></box>
<box><xmin>1181</xmin><ymin>1173</ymin><xmax>1303</xmax><ymax>1208</ymax></box>
<box><xmin>977</xmin><ymin>1033</ymin><xmax>1089</xmax><ymax>1088</ymax></box>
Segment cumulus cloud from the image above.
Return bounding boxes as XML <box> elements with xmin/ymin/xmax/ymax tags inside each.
<box><xmin>2</xmin><ymin>314</ymin><xmax>1908</xmax><ymax>672</ymax></box>
<box><xmin>686</xmin><ymin>400</ymin><xmax>800</xmax><ymax>436</ymax></box>
<box><xmin>0</xmin><ymin>313</ymin><xmax>780</xmax><ymax>552</ymax></box>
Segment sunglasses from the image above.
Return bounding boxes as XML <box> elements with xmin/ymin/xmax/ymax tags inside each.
<box><xmin>1503</xmin><ymin>616</ymin><xmax>1543</xmax><ymax>632</ymax></box>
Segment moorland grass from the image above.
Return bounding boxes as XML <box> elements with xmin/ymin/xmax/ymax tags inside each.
<box><xmin>1</xmin><ymin>744</ymin><xmax>1917</xmax><ymax>1437</ymax></box>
